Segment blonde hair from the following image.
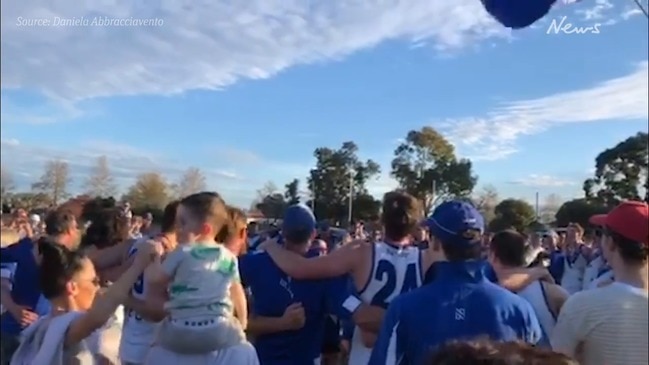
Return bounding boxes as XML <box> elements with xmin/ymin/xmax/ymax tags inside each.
<box><xmin>0</xmin><ymin>228</ymin><xmax>20</xmax><ymax>248</ymax></box>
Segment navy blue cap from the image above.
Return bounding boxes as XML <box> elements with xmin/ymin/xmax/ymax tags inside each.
<box><xmin>282</xmin><ymin>204</ymin><xmax>316</xmax><ymax>234</ymax></box>
<box><xmin>426</xmin><ymin>201</ymin><xmax>485</xmax><ymax>247</ymax></box>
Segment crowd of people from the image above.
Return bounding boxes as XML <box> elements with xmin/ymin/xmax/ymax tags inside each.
<box><xmin>0</xmin><ymin>190</ymin><xmax>646</xmax><ymax>365</ymax></box>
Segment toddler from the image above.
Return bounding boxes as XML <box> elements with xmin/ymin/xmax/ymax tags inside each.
<box><xmin>145</xmin><ymin>191</ymin><xmax>247</xmax><ymax>354</ymax></box>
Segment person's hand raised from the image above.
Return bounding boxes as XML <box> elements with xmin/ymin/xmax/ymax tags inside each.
<box><xmin>133</xmin><ymin>240</ymin><xmax>161</xmax><ymax>269</ymax></box>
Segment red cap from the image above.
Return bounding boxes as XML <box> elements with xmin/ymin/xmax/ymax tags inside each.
<box><xmin>589</xmin><ymin>201</ymin><xmax>649</xmax><ymax>246</ymax></box>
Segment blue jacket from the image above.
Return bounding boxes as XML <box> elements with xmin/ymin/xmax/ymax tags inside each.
<box><xmin>369</xmin><ymin>261</ymin><xmax>543</xmax><ymax>365</ymax></box>
<box><xmin>1</xmin><ymin>238</ymin><xmax>45</xmax><ymax>335</ymax></box>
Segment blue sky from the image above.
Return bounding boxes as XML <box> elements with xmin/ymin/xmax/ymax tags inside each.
<box><xmin>1</xmin><ymin>0</ymin><xmax>648</xmax><ymax>209</ymax></box>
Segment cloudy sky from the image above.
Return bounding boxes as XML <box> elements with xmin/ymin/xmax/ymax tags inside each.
<box><xmin>1</xmin><ymin>0</ymin><xmax>648</xmax><ymax>208</ymax></box>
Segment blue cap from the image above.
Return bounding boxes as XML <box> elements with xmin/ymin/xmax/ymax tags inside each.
<box><xmin>426</xmin><ymin>201</ymin><xmax>485</xmax><ymax>247</ymax></box>
<box><xmin>282</xmin><ymin>204</ymin><xmax>316</xmax><ymax>234</ymax></box>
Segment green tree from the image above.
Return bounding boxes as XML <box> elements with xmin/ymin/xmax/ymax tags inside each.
<box><xmin>488</xmin><ymin>199</ymin><xmax>536</xmax><ymax>233</ymax></box>
<box><xmin>391</xmin><ymin>127</ymin><xmax>477</xmax><ymax>213</ymax></box>
<box><xmin>307</xmin><ymin>141</ymin><xmax>380</xmax><ymax>222</ymax></box>
<box><xmin>351</xmin><ymin>193</ymin><xmax>381</xmax><ymax>222</ymax></box>
<box><xmin>122</xmin><ymin>172</ymin><xmax>171</xmax><ymax>211</ymax></box>
<box><xmin>255</xmin><ymin>181</ymin><xmax>287</xmax><ymax>220</ymax></box>
<box><xmin>555</xmin><ymin>198</ymin><xmax>608</xmax><ymax>228</ymax></box>
<box><xmin>583</xmin><ymin>132</ymin><xmax>648</xmax><ymax>206</ymax></box>
<box><xmin>284</xmin><ymin>179</ymin><xmax>301</xmax><ymax>205</ymax></box>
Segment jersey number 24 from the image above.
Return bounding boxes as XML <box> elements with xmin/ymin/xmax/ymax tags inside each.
<box><xmin>372</xmin><ymin>260</ymin><xmax>418</xmax><ymax>308</ymax></box>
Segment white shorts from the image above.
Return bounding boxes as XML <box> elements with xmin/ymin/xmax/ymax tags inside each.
<box><xmin>144</xmin><ymin>342</ymin><xmax>259</xmax><ymax>365</ymax></box>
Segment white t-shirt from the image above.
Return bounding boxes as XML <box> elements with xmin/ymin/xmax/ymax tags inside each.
<box><xmin>552</xmin><ymin>282</ymin><xmax>648</xmax><ymax>365</ymax></box>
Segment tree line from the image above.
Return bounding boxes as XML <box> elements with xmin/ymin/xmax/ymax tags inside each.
<box><xmin>0</xmin><ymin>155</ymin><xmax>208</xmax><ymax>218</ymax></box>
<box><xmin>1</xmin><ymin>128</ymin><xmax>646</xmax><ymax>231</ymax></box>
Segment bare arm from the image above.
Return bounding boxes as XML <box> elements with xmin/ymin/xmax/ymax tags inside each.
<box><xmin>88</xmin><ymin>241</ymin><xmax>132</xmax><ymax>270</ymax></box>
<box><xmin>498</xmin><ymin>267</ymin><xmax>554</xmax><ymax>292</ymax></box>
<box><xmin>353</xmin><ymin>304</ymin><xmax>385</xmax><ymax>333</ymax></box>
<box><xmin>544</xmin><ymin>282</ymin><xmax>569</xmax><ymax>318</ymax></box>
<box><xmin>230</xmin><ymin>281</ymin><xmax>248</xmax><ymax>329</ymax></box>
<box><xmin>66</xmin><ymin>262</ymin><xmax>147</xmax><ymax>346</ymax></box>
<box><xmin>127</xmin><ymin>289</ymin><xmax>167</xmax><ymax>323</ymax></box>
<box><xmin>263</xmin><ymin>240</ymin><xmax>362</xmax><ymax>279</ymax></box>
<box><xmin>246</xmin><ymin>316</ymin><xmax>290</xmax><ymax>336</ymax></box>
<box><xmin>1</xmin><ymin>279</ymin><xmax>19</xmax><ymax>314</ymax></box>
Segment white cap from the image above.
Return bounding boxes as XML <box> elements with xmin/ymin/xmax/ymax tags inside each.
<box><xmin>30</xmin><ymin>214</ymin><xmax>41</xmax><ymax>223</ymax></box>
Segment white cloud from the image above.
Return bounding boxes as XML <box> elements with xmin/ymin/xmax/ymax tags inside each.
<box><xmin>442</xmin><ymin>61</ymin><xmax>649</xmax><ymax>160</ymax></box>
<box><xmin>0</xmin><ymin>138</ymin><xmax>20</xmax><ymax>147</ymax></box>
<box><xmin>366</xmin><ymin>173</ymin><xmax>399</xmax><ymax>198</ymax></box>
<box><xmin>1</xmin><ymin>1</ymin><xmax>508</xmax><ymax>101</ymax></box>
<box><xmin>0</xmin><ymin>138</ymin><xmax>319</xmax><ymax>207</ymax></box>
<box><xmin>510</xmin><ymin>174</ymin><xmax>577</xmax><ymax>188</ymax></box>
<box><xmin>0</xmin><ymin>137</ymin><xmax>242</xmax><ymax>193</ymax></box>
<box><xmin>574</xmin><ymin>0</ymin><xmax>614</xmax><ymax>21</ymax></box>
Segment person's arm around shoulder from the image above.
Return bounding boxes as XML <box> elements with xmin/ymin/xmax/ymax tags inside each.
<box><xmin>542</xmin><ymin>282</ymin><xmax>569</xmax><ymax>318</ymax></box>
<box><xmin>498</xmin><ymin>267</ymin><xmax>555</xmax><ymax>292</ymax></box>
<box><xmin>550</xmin><ymin>292</ymin><xmax>588</xmax><ymax>357</ymax></box>
<box><xmin>368</xmin><ymin>296</ymin><xmax>405</xmax><ymax>365</ymax></box>
<box><xmin>65</xmin><ymin>243</ymin><xmax>154</xmax><ymax>346</ymax></box>
<box><xmin>88</xmin><ymin>239</ymin><xmax>134</xmax><ymax>270</ymax></box>
<box><xmin>146</xmin><ymin>242</ymin><xmax>177</xmax><ymax>286</ymax></box>
<box><xmin>325</xmin><ymin>275</ymin><xmax>385</xmax><ymax>336</ymax></box>
<box><xmin>261</xmin><ymin>239</ymin><xmax>365</xmax><ymax>279</ymax></box>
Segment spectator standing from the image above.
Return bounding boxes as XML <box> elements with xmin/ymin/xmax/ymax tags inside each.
<box><xmin>551</xmin><ymin>201</ymin><xmax>648</xmax><ymax>365</ymax></box>
<box><xmin>369</xmin><ymin>201</ymin><xmax>542</xmax><ymax>365</ymax></box>
<box><xmin>0</xmin><ymin>209</ymin><xmax>79</xmax><ymax>364</ymax></box>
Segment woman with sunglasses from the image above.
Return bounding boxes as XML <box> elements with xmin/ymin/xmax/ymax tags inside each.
<box><xmin>10</xmin><ymin>238</ymin><xmax>153</xmax><ymax>364</ymax></box>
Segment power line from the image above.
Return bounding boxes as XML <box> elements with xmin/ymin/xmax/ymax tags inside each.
<box><xmin>632</xmin><ymin>0</ymin><xmax>649</xmax><ymax>19</ymax></box>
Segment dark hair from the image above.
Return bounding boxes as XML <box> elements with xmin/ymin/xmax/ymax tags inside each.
<box><xmin>180</xmin><ymin>192</ymin><xmax>229</xmax><ymax>233</ymax></box>
<box><xmin>490</xmin><ymin>230</ymin><xmax>528</xmax><ymax>267</ymax></box>
<box><xmin>44</xmin><ymin>209</ymin><xmax>77</xmax><ymax>236</ymax></box>
<box><xmin>81</xmin><ymin>208</ymin><xmax>130</xmax><ymax>249</ymax></box>
<box><xmin>381</xmin><ymin>191</ymin><xmax>422</xmax><ymax>242</ymax></box>
<box><xmin>427</xmin><ymin>339</ymin><xmax>579</xmax><ymax>365</ymax></box>
<box><xmin>160</xmin><ymin>200</ymin><xmax>180</xmax><ymax>234</ymax></box>
<box><xmin>440</xmin><ymin>241</ymin><xmax>482</xmax><ymax>262</ymax></box>
<box><xmin>607</xmin><ymin>226</ymin><xmax>649</xmax><ymax>265</ymax></box>
<box><xmin>283</xmin><ymin>229</ymin><xmax>312</xmax><ymax>245</ymax></box>
<box><xmin>38</xmin><ymin>237</ymin><xmax>87</xmax><ymax>300</ymax></box>
<box><xmin>215</xmin><ymin>206</ymin><xmax>247</xmax><ymax>243</ymax></box>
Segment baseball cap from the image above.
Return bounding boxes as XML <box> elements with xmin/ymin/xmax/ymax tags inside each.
<box><xmin>589</xmin><ymin>201</ymin><xmax>648</xmax><ymax>246</ymax></box>
<box><xmin>426</xmin><ymin>201</ymin><xmax>485</xmax><ymax>247</ymax></box>
<box><xmin>282</xmin><ymin>204</ymin><xmax>316</xmax><ymax>235</ymax></box>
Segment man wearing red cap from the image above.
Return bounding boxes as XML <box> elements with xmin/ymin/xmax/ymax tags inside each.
<box><xmin>551</xmin><ymin>201</ymin><xmax>648</xmax><ymax>365</ymax></box>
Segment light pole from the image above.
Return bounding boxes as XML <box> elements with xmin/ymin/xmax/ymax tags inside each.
<box><xmin>310</xmin><ymin>180</ymin><xmax>315</xmax><ymax>212</ymax></box>
<box><xmin>348</xmin><ymin>169</ymin><xmax>353</xmax><ymax>226</ymax></box>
